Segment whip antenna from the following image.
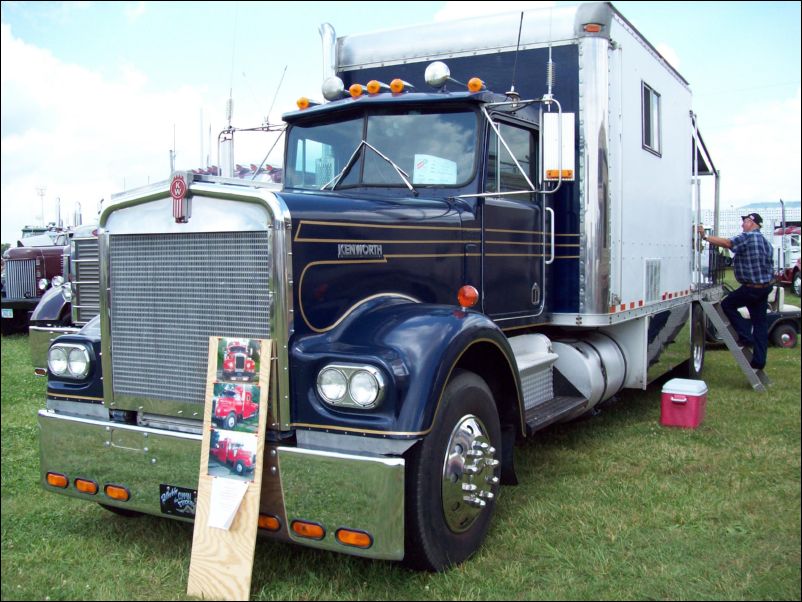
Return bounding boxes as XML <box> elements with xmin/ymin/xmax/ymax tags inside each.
<box><xmin>506</xmin><ymin>12</ymin><xmax>525</xmax><ymax>103</ymax></box>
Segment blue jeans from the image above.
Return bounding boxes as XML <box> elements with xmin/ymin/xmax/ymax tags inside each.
<box><xmin>721</xmin><ymin>285</ymin><xmax>771</xmax><ymax>369</ymax></box>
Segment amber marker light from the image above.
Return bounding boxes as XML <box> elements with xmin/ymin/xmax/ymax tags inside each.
<box><xmin>74</xmin><ymin>478</ymin><xmax>98</xmax><ymax>495</ymax></box>
<box><xmin>367</xmin><ymin>80</ymin><xmax>382</xmax><ymax>95</ymax></box>
<box><xmin>349</xmin><ymin>84</ymin><xmax>364</xmax><ymax>98</ymax></box>
<box><xmin>104</xmin><ymin>484</ymin><xmax>130</xmax><ymax>502</ymax></box>
<box><xmin>458</xmin><ymin>285</ymin><xmax>480</xmax><ymax>309</ymax></box>
<box><xmin>467</xmin><ymin>77</ymin><xmax>485</xmax><ymax>92</ymax></box>
<box><xmin>336</xmin><ymin>528</ymin><xmax>373</xmax><ymax>549</ymax></box>
<box><xmin>291</xmin><ymin>520</ymin><xmax>325</xmax><ymax>540</ymax></box>
<box><xmin>584</xmin><ymin>23</ymin><xmax>603</xmax><ymax>33</ymax></box>
<box><xmin>258</xmin><ymin>514</ymin><xmax>281</xmax><ymax>532</ymax></box>
<box><xmin>46</xmin><ymin>472</ymin><xmax>69</xmax><ymax>488</ymax></box>
<box><xmin>390</xmin><ymin>79</ymin><xmax>405</xmax><ymax>94</ymax></box>
<box><xmin>296</xmin><ymin>97</ymin><xmax>311</xmax><ymax>110</ymax></box>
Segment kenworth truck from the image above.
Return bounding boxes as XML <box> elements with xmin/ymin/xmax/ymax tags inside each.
<box><xmin>39</xmin><ymin>3</ymin><xmax>722</xmax><ymax>571</ymax></box>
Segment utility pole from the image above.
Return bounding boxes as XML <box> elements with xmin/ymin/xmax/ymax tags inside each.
<box><xmin>36</xmin><ymin>186</ymin><xmax>46</xmax><ymax>226</ymax></box>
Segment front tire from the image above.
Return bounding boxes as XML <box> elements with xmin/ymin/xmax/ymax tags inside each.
<box><xmin>404</xmin><ymin>370</ymin><xmax>501</xmax><ymax>571</ymax></box>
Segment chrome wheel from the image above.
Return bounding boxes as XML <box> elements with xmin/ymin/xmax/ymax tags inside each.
<box><xmin>441</xmin><ymin>414</ymin><xmax>500</xmax><ymax>533</ymax></box>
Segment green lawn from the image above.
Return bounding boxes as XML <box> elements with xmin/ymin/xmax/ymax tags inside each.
<box><xmin>2</xmin><ymin>311</ymin><xmax>800</xmax><ymax>600</ymax></box>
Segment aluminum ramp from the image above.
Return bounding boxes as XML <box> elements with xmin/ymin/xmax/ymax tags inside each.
<box><xmin>700</xmin><ymin>300</ymin><xmax>770</xmax><ymax>392</ymax></box>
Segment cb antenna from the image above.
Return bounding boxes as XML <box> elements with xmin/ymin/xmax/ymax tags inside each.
<box><xmin>506</xmin><ymin>12</ymin><xmax>525</xmax><ymax>104</ymax></box>
<box><xmin>265</xmin><ymin>65</ymin><xmax>288</xmax><ymax>126</ymax></box>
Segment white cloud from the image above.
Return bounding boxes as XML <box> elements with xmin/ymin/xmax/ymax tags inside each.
<box><xmin>704</xmin><ymin>86</ymin><xmax>801</xmax><ymax>207</ymax></box>
<box><xmin>434</xmin><ymin>1</ymin><xmax>555</xmax><ymax>22</ymax></box>
<box><xmin>124</xmin><ymin>1</ymin><xmax>147</xmax><ymax>22</ymax></box>
<box><xmin>0</xmin><ymin>23</ymin><xmax>219</xmax><ymax>243</ymax></box>
<box><xmin>655</xmin><ymin>42</ymin><xmax>680</xmax><ymax>71</ymax></box>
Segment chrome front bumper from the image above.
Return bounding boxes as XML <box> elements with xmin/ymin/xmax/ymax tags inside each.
<box><xmin>38</xmin><ymin>410</ymin><xmax>405</xmax><ymax>560</ymax></box>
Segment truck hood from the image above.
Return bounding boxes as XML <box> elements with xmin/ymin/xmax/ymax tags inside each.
<box><xmin>275</xmin><ymin>190</ymin><xmax>473</xmax><ymax>335</ymax></box>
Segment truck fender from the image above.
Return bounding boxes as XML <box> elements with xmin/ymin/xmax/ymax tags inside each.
<box><xmin>291</xmin><ymin>296</ymin><xmax>525</xmax><ymax>441</ymax></box>
<box><xmin>30</xmin><ymin>285</ymin><xmax>70</xmax><ymax>325</ymax></box>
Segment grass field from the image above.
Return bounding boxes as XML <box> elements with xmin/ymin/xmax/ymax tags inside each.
<box><xmin>1</xmin><ymin>297</ymin><xmax>800</xmax><ymax>601</ymax></box>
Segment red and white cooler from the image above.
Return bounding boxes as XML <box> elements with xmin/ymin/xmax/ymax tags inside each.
<box><xmin>660</xmin><ymin>378</ymin><xmax>708</xmax><ymax>428</ymax></box>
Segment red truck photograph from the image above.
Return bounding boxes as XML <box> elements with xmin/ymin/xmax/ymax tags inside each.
<box><xmin>212</xmin><ymin>384</ymin><xmax>259</xmax><ymax>431</ymax></box>
<box><xmin>221</xmin><ymin>339</ymin><xmax>256</xmax><ymax>382</ymax></box>
<box><xmin>208</xmin><ymin>434</ymin><xmax>256</xmax><ymax>478</ymax></box>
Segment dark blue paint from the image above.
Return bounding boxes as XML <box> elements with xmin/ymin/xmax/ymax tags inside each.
<box><xmin>290</xmin><ymin>296</ymin><xmax>519</xmax><ymax>435</ymax></box>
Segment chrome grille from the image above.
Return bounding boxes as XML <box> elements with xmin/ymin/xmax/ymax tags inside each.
<box><xmin>72</xmin><ymin>237</ymin><xmax>100</xmax><ymax>324</ymax></box>
<box><xmin>3</xmin><ymin>259</ymin><xmax>37</xmax><ymax>299</ymax></box>
<box><xmin>109</xmin><ymin>231</ymin><xmax>272</xmax><ymax>407</ymax></box>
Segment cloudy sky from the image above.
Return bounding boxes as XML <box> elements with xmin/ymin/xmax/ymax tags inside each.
<box><xmin>1</xmin><ymin>1</ymin><xmax>800</xmax><ymax>244</ymax></box>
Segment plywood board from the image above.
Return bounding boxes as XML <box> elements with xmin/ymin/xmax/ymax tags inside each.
<box><xmin>187</xmin><ymin>337</ymin><xmax>272</xmax><ymax>601</ymax></box>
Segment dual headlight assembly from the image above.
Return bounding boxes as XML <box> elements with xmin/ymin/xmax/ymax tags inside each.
<box><xmin>316</xmin><ymin>364</ymin><xmax>385</xmax><ymax>410</ymax></box>
<box><xmin>48</xmin><ymin>343</ymin><xmax>91</xmax><ymax>379</ymax></box>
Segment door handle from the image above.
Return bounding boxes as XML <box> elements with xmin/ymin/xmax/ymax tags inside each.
<box><xmin>545</xmin><ymin>207</ymin><xmax>555</xmax><ymax>265</ymax></box>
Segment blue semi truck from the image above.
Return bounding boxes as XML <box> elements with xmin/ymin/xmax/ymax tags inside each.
<box><xmin>39</xmin><ymin>3</ymin><xmax>723</xmax><ymax>570</ymax></box>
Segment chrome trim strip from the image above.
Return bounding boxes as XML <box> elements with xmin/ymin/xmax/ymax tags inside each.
<box><xmin>578</xmin><ymin>36</ymin><xmax>611</xmax><ymax>314</ymax></box>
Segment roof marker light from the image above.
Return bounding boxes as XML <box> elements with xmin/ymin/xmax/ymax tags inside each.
<box><xmin>349</xmin><ymin>83</ymin><xmax>364</xmax><ymax>98</ymax></box>
<box><xmin>296</xmin><ymin>97</ymin><xmax>311</xmax><ymax>110</ymax></box>
<box><xmin>390</xmin><ymin>79</ymin><xmax>413</xmax><ymax>94</ymax></box>
<box><xmin>367</xmin><ymin>80</ymin><xmax>389</xmax><ymax>95</ymax></box>
<box><xmin>467</xmin><ymin>77</ymin><xmax>485</xmax><ymax>93</ymax></box>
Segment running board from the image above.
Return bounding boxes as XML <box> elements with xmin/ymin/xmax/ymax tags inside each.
<box><xmin>524</xmin><ymin>395</ymin><xmax>588</xmax><ymax>435</ymax></box>
<box><xmin>700</xmin><ymin>300</ymin><xmax>770</xmax><ymax>391</ymax></box>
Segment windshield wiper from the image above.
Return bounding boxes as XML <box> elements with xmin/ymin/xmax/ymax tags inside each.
<box><xmin>321</xmin><ymin>140</ymin><xmax>418</xmax><ymax>196</ymax></box>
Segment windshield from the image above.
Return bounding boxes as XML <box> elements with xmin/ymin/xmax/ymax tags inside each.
<box><xmin>285</xmin><ymin>108</ymin><xmax>477</xmax><ymax>190</ymax></box>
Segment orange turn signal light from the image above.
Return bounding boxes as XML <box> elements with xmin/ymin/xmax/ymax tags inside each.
<box><xmin>291</xmin><ymin>520</ymin><xmax>325</xmax><ymax>540</ymax></box>
<box><xmin>458</xmin><ymin>285</ymin><xmax>479</xmax><ymax>309</ymax></box>
<box><xmin>546</xmin><ymin>169</ymin><xmax>574</xmax><ymax>180</ymax></box>
<box><xmin>349</xmin><ymin>84</ymin><xmax>364</xmax><ymax>98</ymax></box>
<box><xmin>258</xmin><ymin>514</ymin><xmax>281</xmax><ymax>532</ymax></box>
<box><xmin>336</xmin><ymin>528</ymin><xmax>373</xmax><ymax>549</ymax></box>
<box><xmin>296</xmin><ymin>97</ymin><xmax>311</xmax><ymax>110</ymax></box>
<box><xmin>467</xmin><ymin>77</ymin><xmax>484</xmax><ymax>92</ymax></box>
<box><xmin>74</xmin><ymin>478</ymin><xmax>98</xmax><ymax>495</ymax></box>
<box><xmin>104</xmin><ymin>484</ymin><xmax>130</xmax><ymax>502</ymax></box>
<box><xmin>584</xmin><ymin>23</ymin><xmax>603</xmax><ymax>33</ymax></box>
<box><xmin>46</xmin><ymin>472</ymin><xmax>68</xmax><ymax>488</ymax></box>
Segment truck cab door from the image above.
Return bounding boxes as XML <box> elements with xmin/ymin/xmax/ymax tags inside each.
<box><xmin>481</xmin><ymin>120</ymin><xmax>545</xmax><ymax>323</ymax></box>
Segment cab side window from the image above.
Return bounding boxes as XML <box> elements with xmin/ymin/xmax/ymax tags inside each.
<box><xmin>486</xmin><ymin>123</ymin><xmax>536</xmax><ymax>200</ymax></box>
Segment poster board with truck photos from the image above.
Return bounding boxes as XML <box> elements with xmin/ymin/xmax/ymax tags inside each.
<box><xmin>187</xmin><ymin>337</ymin><xmax>273</xmax><ymax>601</ymax></box>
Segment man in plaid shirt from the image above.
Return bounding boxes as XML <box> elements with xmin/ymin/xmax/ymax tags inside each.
<box><xmin>700</xmin><ymin>212</ymin><xmax>774</xmax><ymax>371</ymax></box>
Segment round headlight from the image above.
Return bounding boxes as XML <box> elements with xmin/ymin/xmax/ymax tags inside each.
<box><xmin>51</xmin><ymin>275</ymin><xmax>64</xmax><ymax>288</ymax></box>
<box><xmin>349</xmin><ymin>370</ymin><xmax>380</xmax><ymax>407</ymax></box>
<box><xmin>48</xmin><ymin>346</ymin><xmax>68</xmax><ymax>375</ymax></box>
<box><xmin>67</xmin><ymin>346</ymin><xmax>90</xmax><ymax>378</ymax></box>
<box><xmin>38</xmin><ymin>278</ymin><xmax>50</xmax><ymax>291</ymax></box>
<box><xmin>317</xmin><ymin>368</ymin><xmax>347</xmax><ymax>403</ymax></box>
